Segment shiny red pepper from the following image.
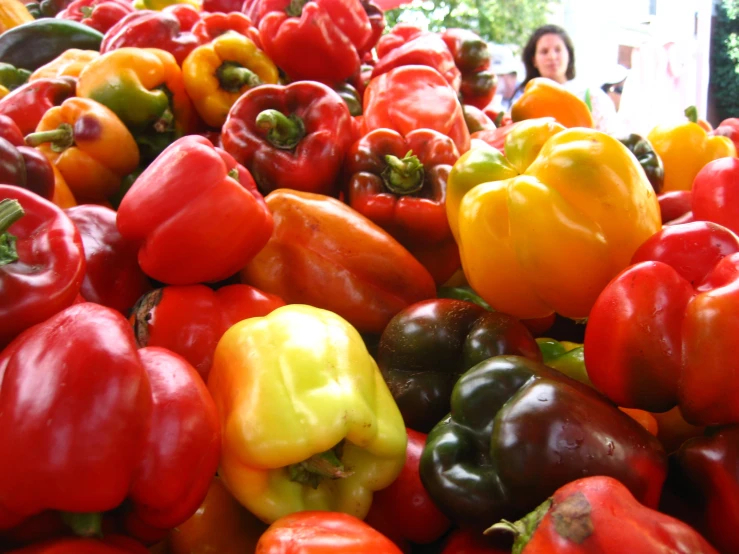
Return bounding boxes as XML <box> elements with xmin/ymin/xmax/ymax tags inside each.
<box><xmin>0</xmin><ymin>185</ymin><xmax>85</xmax><ymax>349</ymax></box>
<box><xmin>6</xmin><ymin>536</ymin><xmax>149</xmax><ymax>553</ymax></box>
<box><xmin>0</xmin><ymin>114</ymin><xmax>25</xmax><ymax>146</ymax></box>
<box><xmin>201</xmin><ymin>0</ymin><xmax>243</xmax><ymax>13</ymax></box>
<box><xmin>0</xmin><ymin>136</ymin><xmax>55</xmax><ymax>200</ymax></box>
<box><xmin>0</xmin><ymin>77</ymin><xmax>77</xmax><ymax>136</ymax></box>
<box><xmin>691</xmin><ymin>156</ymin><xmax>739</xmax><ymax>236</ymax></box>
<box><xmin>359</xmin><ymin>0</ymin><xmax>385</xmax><ymax>57</ymax></box>
<box><xmin>56</xmin><ymin>0</ymin><xmax>135</xmax><ymax>34</ymax></box>
<box><xmin>191</xmin><ymin>11</ymin><xmax>261</xmax><ymax>47</ymax></box>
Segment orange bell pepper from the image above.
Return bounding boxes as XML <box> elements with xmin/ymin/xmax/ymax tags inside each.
<box><xmin>29</xmin><ymin>50</ymin><xmax>100</xmax><ymax>82</ymax></box>
<box><xmin>511</xmin><ymin>77</ymin><xmax>594</xmax><ymax>129</ymax></box>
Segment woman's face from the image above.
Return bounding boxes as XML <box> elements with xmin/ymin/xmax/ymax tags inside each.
<box><xmin>534</xmin><ymin>33</ymin><xmax>569</xmax><ymax>83</ymax></box>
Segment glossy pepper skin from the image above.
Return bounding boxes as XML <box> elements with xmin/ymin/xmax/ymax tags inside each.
<box><xmin>182</xmin><ymin>32</ymin><xmax>279</xmax><ymax>129</ymax></box>
<box><xmin>222</xmin><ymin>81</ymin><xmax>354</xmax><ymax>197</ymax></box>
<box><xmin>131</xmin><ymin>283</ymin><xmax>285</xmax><ymax>381</ymax></box>
<box><xmin>419</xmin><ymin>355</ymin><xmax>667</xmax><ymax>529</ymax></box>
<box><xmin>584</xmin><ymin>221</ymin><xmax>739</xmax><ymax>425</ymax></box>
<box><xmin>207</xmin><ymin>305</ymin><xmax>407</xmax><ymax>523</ymax></box>
<box><xmin>240</xmin><ymin>189</ymin><xmax>437</xmax><ymax>335</ymax></box>
<box><xmin>255</xmin><ymin>511</ymin><xmax>404</xmax><ymax>554</ymax></box>
<box><xmin>117</xmin><ymin>135</ymin><xmax>273</xmax><ymax>286</ymax></box>
<box><xmin>536</xmin><ymin>337</ymin><xmax>591</xmax><ymax>387</ymax></box>
<box><xmin>363</xmin><ymin>65</ymin><xmax>471</xmax><ymax>155</ymax></box>
<box><xmin>28</xmin><ymin>50</ymin><xmax>99</xmax><ymax>82</ymax></box>
<box><xmin>56</xmin><ymin>0</ymin><xmax>134</xmax><ymax>34</ymax></box>
<box><xmin>0</xmin><ymin>186</ymin><xmax>84</xmax><ymax>349</ymax></box>
<box><xmin>691</xmin><ymin>156</ymin><xmax>739</xmax><ymax>235</ymax></box>
<box><xmin>0</xmin><ymin>303</ymin><xmax>221</xmax><ymax>541</ymax></box>
<box><xmin>257</xmin><ymin>0</ymin><xmax>373</xmax><ymax>84</ymax></box>
<box><xmin>0</xmin><ymin>63</ymin><xmax>31</xmax><ymax>99</ymax></box>
<box><xmin>0</xmin><ymin>136</ymin><xmax>55</xmax><ymax>200</ymax></box>
<box><xmin>617</xmin><ymin>133</ymin><xmax>664</xmax><ymax>193</ymax></box>
<box><xmin>6</xmin><ymin>536</ymin><xmax>149</xmax><ymax>554</ymax></box>
<box><xmin>0</xmin><ymin>76</ymin><xmax>76</xmax><ymax>136</ymax></box>
<box><xmin>64</xmin><ymin>204</ymin><xmax>152</xmax><ymax>316</ymax></box>
<box><xmin>490</xmin><ymin>476</ymin><xmax>718</xmax><ymax>554</ymax></box>
<box><xmin>377</xmin><ymin>298</ymin><xmax>542</xmax><ymax>433</ymax></box>
<box><xmin>647</xmin><ymin>119</ymin><xmax>736</xmax><ymax>192</ymax></box>
<box><xmin>511</xmin><ymin>78</ymin><xmax>594</xmax><ymax>128</ymax></box>
<box><xmin>457</xmin><ymin>128</ymin><xmax>661</xmax><ymax>320</ymax></box>
<box><xmin>100</xmin><ymin>5</ymin><xmax>203</xmax><ymax>66</ymax></box>
<box><xmin>441</xmin><ymin>28</ymin><xmax>496</xmax><ymax>110</ymax></box>
<box><xmin>192</xmin><ymin>11</ymin><xmax>261</xmax><ymax>46</ymax></box>
<box><xmin>25</xmin><ymin>97</ymin><xmax>139</xmax><ymax>203</ymax></box>
<box><xmin>344</xmin><ymin>128</ymin><xmax>461</xmax><ymax>284</ymax></box>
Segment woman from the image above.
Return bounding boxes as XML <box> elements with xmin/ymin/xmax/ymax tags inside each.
<box><xmin>512</xmin><ymin>25</ymin><xmax>620</xmax><ymax>134</ymax></box>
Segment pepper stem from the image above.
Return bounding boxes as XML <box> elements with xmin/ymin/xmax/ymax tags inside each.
<box><xmin>285</xmin><ymin>0</ymin><xmax>308</xmax><ymax>17</ymax></box>
<box><xmin>685</xmin><ymin>105</ymin><xmax>698</xmax><ymax>123</ymax></box>
<box><xmin>80</xmin><ymin>5</ymin><xmax>93</xmax><ymax>17</ymax></box>
<box><xmin>255</xmin><ymin>109</ymin><xmax>305</xmax><ymax>150</ymax></box>
<box><xmin>288</xmin><ymin>441</ymin><xmax>354</xmax><ymax>489</ymax></box>
<box><xmin>153</xmin><ymin>108</ymin><xmax>174</xmax><ymax>133</ymax></box>
<box><xmin>485</xmin><ymin>497</ymin><xmax>552</xmax><ymax>554</ymax></box>
<box><xmin>216</xmin><ymin>62</ymin><xmax>263</xmax><ymax>94</ymax></box>
<box><xmin>0</xmin><ymin>199</ymin><xmax>24</xmax><ymax>266</ymax></box>
<box><xmin>382</xmin><ymin>151</ymin><xmax>425</xmax><ymax>195</ymax></box>
<box><xmin>24</xmin><ymin>123</ymin><xmax>74</xmax><ymax>153</ymax></box>
<box><xmin>61</xmin><ymin>512</ymin><xmax>103</xmax><ymax>538</ymax></box>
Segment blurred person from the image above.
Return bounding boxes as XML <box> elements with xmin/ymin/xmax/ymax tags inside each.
<box><xmin>601</xmin><ymin>64</ymin><xmax>630</xmax><ymax>111</ymax></box>
<box><xmin>489</xmin><ymin>44</ymin><xmax>523</xmax><ymax>111</ymax></box>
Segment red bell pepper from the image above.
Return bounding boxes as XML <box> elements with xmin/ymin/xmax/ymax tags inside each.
<box><xmin>710</xmin><ymin>118</ymin><xmax>739</xmax><ymax>152</ymax></box>
<box><xmin>0</xmin><ymin>77</ymin><xmax>76</xmax><ymax>136</ymax></box>
<box><xmin>364</xmin><ymin>429</ymin><xmax>451</xmax><ymax>546</ymax></box>
<box><xmin>375</xmin><ymin>23</ymin><xmax>424</xmax><ymax>57</ymax></box>
<box><xmin>692</xmin><ymin>156</ymin><xmax>739</xmax><ymax>235</ymax></box>
<box><xmin>64</xmin><ymin>204</ymin><xmax>152</xmax><ymax>316</ymax></box>
<box><xmin>460</xmin><ymin>69</ymin><xmax>497</xmax><ymax>110</ymax></box>
<box><xmin>0</xmin><ymin>114</ymin><xmax>25</xmax><ymax>146</ymax></box>
<box><xmin>441</xmin><ymin>529</ymin><xmax>512</xmax><ymax>554</ymax></box>
<box><xmin>343</xmin><ymin>128</ymin><xmax>461</xmax><ymax>284</ymax></box>
<box><xmin>363</xmin><ymin>65</ymin><xmax>470</xmax><ymax>154</ymax></box>
<box><xmin>659</xmin><ymin>190</ymin><xmax>693</xmax><ymax>224</ymax></box>
<box><xmin>584</xmin><ymin>221</ymin><xmax>739</xmax><ymax>425</ymax></box>
<box><xmin>470</xmin><ymin>122</ymin><xmax>518</xmax><ymax>151</ymax></box>
<box><xmin>257</xmin><ymin>0</ymin><xmax>373</xmax><ymax>84</ymax></box>
<box><xmin>0</xmin><ymin>302</ymin><xmax>220</xmax><ymax>542</ymax></box>
<box><xmin>464</xmin><ymin>104</ymin><xmax>497</xmax><ymax>134</ymax></box>
<box><xmin>222</xmin><ymin>81</ymin><xmax>354</xmax><ymax>197</ymax></box>
<box><xmin>360</xmin><ymin>0</ymin><xmax>385</xmax><ymax>57</ymax></box>
<box><xmin>191</xmin><ymin>11</ymin><xmax>261</xmax><ymax>47</ymax></box>
<box><xmin>56</xmin><ymin>0</ymin><xmax>135</xmax><ymax>34</ymax></box>
<box><xmin>130</xmin><ymin>283</ymin><xmax>285</xmax><ymax>381</ymax></box>
<box><xmin>255</xmin><ymin>511</ymin><xmax>404</xmax><ymax>554</ymax></box>
<box><xmin>6</xmin><ymin>536</ymin><xmax>149</xmax><ymax>554</ymax></box>
<box><xmin>0</xmin><ymin>186</ymin><xmax>85</xmax><ymax>349</ymax></box>
<box><xmin>0</xmin><ymin>136</ymin><xmax>55</xmax><ymax>200</ymax></box>
<box><xmin>489</xmin><ymin>475</ymin><xmax>718</xmax><ymax>553</ymax></box>
<box><xmin>100</xmin><ymin>5</ymin><xmax>203</xmax><ymax>66</ymax></box>
<box><xmin>201</xmin><ymin>0</ymin><xmax>242</xmax><ymax>13</ymax></box>
<box><xmin>116</xmin><ymin>135</ymin><xmax>272</xmax><ymax>285</ymax></box>
<box><xmin>440</xmin><ymin>28</ymin><xmax>491</xmax><ymax>74</ymax></box>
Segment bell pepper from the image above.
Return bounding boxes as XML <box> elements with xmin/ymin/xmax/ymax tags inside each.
<box><xmin>28</xmin><ymin>50</ymin><xmax>99</xmax><ymax>82</ymax></box>
<box><xmin>343</xmin><ymin>128</ymin><xmax>461</xmax><ymax>284</ymax></box>
<box><xmin>471</xmin><ymin>122</ymin><xmax>518</xmax><ymax>152</ymax></box>
<box><xmin>163</xmin><ymin>476</ymin><xmax>267</xmax><ymax>554</ymax></box>
<box><xmin>192</xmin><ymin>11</ymin><xmax>261</xmax><ymax>46</ymax></box>
<box><xmin>116</xmin><ymin>135</ymin><xmax>272</xmax><ymax>285</ymax></box>
<box><xmin>464</xmin><ymin>104</ymin><xmax>496</xmax><ymax>134</ymax></box>
<box><xmin>132</xmin><ymin>0</ymin><xmax>201</xmax><ymax>10</ymax></box>
<box><xmin>0</xmin><ymin>63</ymin><xmax>31</xmax><ymax>99</ymax></box>
<box><xmin>617</xmin><ymin>133</ymin><xmax>665</xmax><ymax>194</ymax></box>
<box><xmin>584</xmin><ymin>221</ymin><xmax>739</xmax><ymax>425</ymax></box>
<box><xmin>6</xmin><ymin>536</ymin><xmax>150</xmax><ymax>553</ymax></box>
<box><xmin>257</xmin><ymin>0</ymin><xmax>373</xmax><ymax>84</ymax></box>
<box><xmin>49</xmin><ymin>162</ymin><xmax>76</xmax><ymax>209</ymax></box>
<box><xmin>0</xmin><ymin>113</ymin><xmax>24</xmax><ymax>146</ymax></box>
<box><xmin>460</xmin><ymin>69</ymin><xmax>498</xmax><ymax>110</ymax></box>
<box><xmin>691</xmin><ymin>156</ymin><xmax>739</xmax><ymax>235</ymax></box>
<box><xmin>22</xmin><ymin>0</ymin><xmax>72</xmax><ymax>18</ymax></box>
<box><xmin>201</xmin><ymin>0</ymin><xmax>242</xmax><ymax>13</ymax></box>
<box><xmin>440</xmin><ymin>28</ymin><xmax>491</xmax><ymax>74</ymax></box>
<box><xmin>659</xmin><ymin>190</ymin><xmax>693</xmax><ymax>224</ymax></box>
<box><xmin>359</xmin><ymin>0</ymin><xmax>385</xmax><ymax>57</ymax></box>
<box><xmin>457</xmin><ymin>128</ymin><xmax>661</xmax><ymax>320</ymax></box>
<box><xmin>77</xmin><ymin>47</ymin><xmax>197</xmax><ymax>164</ymax></box>
<box><xmin>419</xmin><ymin>355</ymin><xmax>667</xmax><ymax>529</ymax></box>
<box><xmin>25</xmin><ymin>97</ymin><xmax>139</xmax><ymax>203</ymax></box>
<box><xmin>511</xmin><ymin>77</ymin><xmax>594</xmax><ymax>128</ymax></box>
<box><xmin>64</xmin><ymin>205</ymin><xmax>152</xmax><ymax>316</ymax></box>
<box><xmin>0</xmin><ymin>302</ymin><xmax>221</xmax><ymax>541</ymax></box>
<box><xmin>0</xmin><ymin>136</ymin><xmax>55</xmax><ymax>200</ymax></box>
<box><xmin>0</xmin><ymin>76</ymin><xmax>76</xmax><ymax>136</ymax></box>
<box><xmin>0</xmin><ymin>186</ymin><xmax>85</xmax><ymax>349</ymax></box>
<box><xmin>441</xmin><ymin>529</ymin><xmax>512</xmax><ymax>554</ymax></box>
<box><xmin>536</xmin><ymin>337</ymin><xmax>591</xmax><ymax>387</ymax></box>
<box><xmin>255</xmin><ymin>511</ymin><xmax>404</xmax><ymax>554</ymax></box>
<box><xmin>182</xmin><ymin>32</ymin><xmax>279</xmax><ymax>129</ymax></box>
<box><xmin>222</xmin><ymin>81</ymin><xmax>354</xmax><ymax>197</ymax></box>
<box><xmin>710</xmin><ymin>117</ymin><xmax>739</xmax><ymax>152</ymax></box>
<box><xmin>56</xmin><ymin>0</ymin><xmax>135</xmax><ymax>34</ymax></box>
<box><xmin>0</xmin><ymin>0</ymin><xmax>34</xmax><ymax>33</ymax></box>
<box><xmin>376</xmin><ymin>298</ymin><xmax>542</xmax><ymax>433</ymax></box>
<box><xmin>651</xmin><ymin>405</ymin><xmax>705</xmax><ymax>455</ymax></box>
<box><xmin>130</xmin><ymin>283</ymin><xmax>285</xmax><ymax>381</ymax></box>
<box><xmin>364</xmin><ymin>429</ymin><xmax>451</xmax><ymax>547</ymax></box>
<box><xmin>100</xmin><ymin>5</ymin><xmax>203</xmax><ymax>66</ymax></box>
<box><xmin>207</xmin><ymin>304</ymin><xmax>407</xmax><ymax>523</ymax></box>
<box><xmin>489</xmin><ymin>475</ymin><xmax>718</xmax><ymax>554</ymax></box>
<box><xmin>647</xmin><ymin>118</ymin><xmax>736</xmax><ymax>192</ymax></box>
<box><xmin>363</xmin><ymin>65</ymin><xmax>471</xmax><ymax>155</ymax></box>
<box><xmin>240</xmin><ymin>189</ymin><xmax>437</xmax><ymax>335</ymax></box>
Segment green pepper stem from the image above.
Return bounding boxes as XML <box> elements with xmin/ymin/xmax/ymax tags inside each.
<box><xmin>217</xmin><ymin>63</ymin><xmax>262</xmax><ymax>93</ymax></box>
<box><xmin>288</xmin><ymin>441</ymin><xmax>354</xmax><ymax>489</ymax></box>
<box><xmin>285</xmin><ymin>0</ymin><xmax>308</xmax><ymax>17</ymax></box>
<box><xmin>80</xmin><ymin>5</ymin><xmax>93</xmax><ymax>17</ymax></box>
<box><xmin>153</xmin><ymin>108</ymin><xmax>175</xmax><ymax>133</ymax></box>
<box><xmin>24</xmin><ymin>122</ymin><xmax>74</xmax><ymax>153</ymax></box>
<box><xmin>382</xmin><ymin>151</ymin><xmax>425</xmax><ymax>195</ymax></box>
<box><xmin>684</xmin><ymin>105</ymin><xmax>699</xmax><ymax>123</ymax></box>
<box><xmin>485</xmin><ymin>497</ymin><xmax>553</xmax><ymax>554</ymax></box>
<box><xmin>62</xmin><ymin>512</ymin><xmax>103</xmax><ymax>538</ymax></box>
<box><xmin>255</xmin><ymin>109</ymin><xmax>306</xmax><ymax>150</ymax></box>
<box><xmin>0</xmin><ymin>199</ymin><xmax>24</xmax><ymax>266</ymax></box>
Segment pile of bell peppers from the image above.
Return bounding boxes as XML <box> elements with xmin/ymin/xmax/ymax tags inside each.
<box><xmin>1</xmin><ymin>1</ymin><xmax>739</xmax><ymax>552</ymax></box>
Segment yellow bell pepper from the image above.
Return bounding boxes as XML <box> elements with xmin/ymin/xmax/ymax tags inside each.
<box><xmin>0</xmin><ymin>0</ymin><xmax>34</xmax><ymax>33</ymax></box>
<box><xmin>183</xmin><ymin>32</ymin><xmax>279</xmax><ymax>129</ymax></box>
<box><xmin>647</xmin><ymin>120</ymin><xmax>736</xmax><ymax>192</ymax></box>
<box><xmin>132</xmin><ymin>0</ymin><xmax>201</xmax><ymax>9</ymax></box>
<box><xmin>29</xmin><ymin>50</ymin><xmax>100</xmax><ymax>82</ymax></box>
<box><xmin>511</xmin><ymin>77</ymin><xmax>594</xmax><ymax>129</ymax></box>
<box><xmin>456</xmin><ymin>128</ymin><xmax>661</xmax><ymax>320</ymax></box>
<box><xmin>207</xmin><ymin>304</ymin><xmax>407</xmax><ymax>524</ymax></box>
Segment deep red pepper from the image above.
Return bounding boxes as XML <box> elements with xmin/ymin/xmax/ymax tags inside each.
<box><xmin>6</xmin><ymin>536</ymin><xmax>149</xmax><ymax>553</ymax></box>
<box><xmin>56</xmin><ymin>0</ymin><xmax>135</xmax><ymax>34</ymax></box>
<box><xmin>0</xmin><ymin>77</ymin><xmax>77</xmax><ymax>136</ymax></box>
<box><xmin>359</xmin><ymin>0</ymin><xmax>385</xmax><ymax>57</ymax></box>
<box><xmin>64</xmin><ymin>204</ymin><xmax>152</xmax><ymax>316</ymax></box>
<box><xmin>0</xmin><ymin>137</ymin><xmax>55</xmax><ymax>200</ymax></box>
<box><xmin>441</xmin><ymin>529</ymin><xmax>512</xmax><ymax>554</ymax></box>
<box><xmin>201</xmin><ymin>0</ymin><xmax>243</xmax><ymax>13</ymax></box>
<box><xmin>130</xmin><ymin>283</ymin><xmax>285</xmax><ymax>381</ymax></box>
<box><xmin>464</xmin><ymin>104</ymin><xmax>496</xmax><ymax>134</ymax></box>
<box><xmin>691</xmin><ymin>156</ymin><xmax>739</xmax><ymax>236</ymax></box>
<box><xmin>0</xmin><ymin>114</ymin><xmax>25</xmax><ymax>146</ymax></box>
<box><xmin>0</xmin><ymin>302</ymin><xmax>221</xmax><ymax>542</ymax></box>
<box><xmin>191</xmin><ymin>11</ymin><xmax>261</xmax><ymax>47</ymax></box>
<box><xmin>659</xmin><ymin>190</ymin><xmax>693</xmax><ymax>224</ymax></box>
<box><xmin>222</xmin><ymin>81</ymin><xmax>354</xmax><ymax>197</ymax></box>
<box><xmin>0</xmin><ymin>186</ymin><xmax>85</xmax><ymax>349</ymax></box>
<box><xmin>460</xmin><ymin>69</ymin><xmax>497</xmax><ymax>110</ymax></box>
<box><xmin>100</xmin><ymin>5</ymin><xmax>203</xmax><ymax>66</ymax></box>
<box><xmin>710</xmin><ymin>118</ymin><xmax>739</xmax><ymax>153</ymax></box>
<box><xmin>440</xmin><ymin>28</ymin><xmax>491</xmax><ymax>74</ymax></box>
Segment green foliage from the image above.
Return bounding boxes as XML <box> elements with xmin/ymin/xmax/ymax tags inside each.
<box><xmin>711</xmin><ymin>0</ymin><xmax>739</xmax><ymax>122</ymax></box>
<box><xmin>384</xmin><ymin>0</ymin><xmax>559</xmax><ymax>47</ymax></box>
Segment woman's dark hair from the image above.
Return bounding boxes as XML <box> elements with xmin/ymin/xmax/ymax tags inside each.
<box><xmin>520</xmin><ymin>24</ymin><xmax>576</xmax><ymax>88</ymax></box>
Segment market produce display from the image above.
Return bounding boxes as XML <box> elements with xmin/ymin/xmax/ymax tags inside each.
<box><xmin>1</xmin><ymin>0</ymin><xmax>738</xmax><ymax>552</ymax></box>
